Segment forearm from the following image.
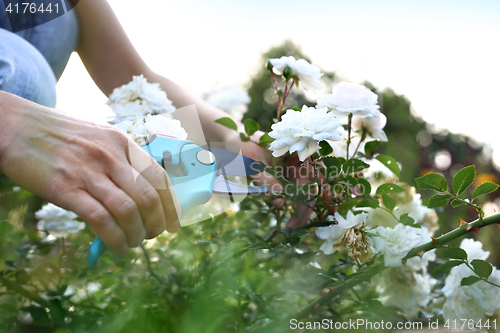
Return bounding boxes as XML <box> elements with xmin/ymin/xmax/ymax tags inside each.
<box><xmin>145</xmin><ymin>71</ymin><xmax>256</xmax><ymax>143</ymax></box>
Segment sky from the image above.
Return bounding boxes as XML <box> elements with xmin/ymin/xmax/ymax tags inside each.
<box><xmin>56</xmin><ymin>0</ymin><xmax>500</xmax><ymax>164</ymax></box>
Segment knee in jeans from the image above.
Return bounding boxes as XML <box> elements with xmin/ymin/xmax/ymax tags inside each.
<box><xmin>0</xmin><ymin>58</ymin><xmax>14</xmax><ymax>89</ymax></box>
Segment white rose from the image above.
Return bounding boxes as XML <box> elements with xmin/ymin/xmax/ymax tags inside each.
<box><xmin>35</xmin><ymin>203</ymin><xmax>85</xmax><ymax>238</ymax></box>
<box><xmin>107</xmin><ymin>75</ymin><xmax>175</xmax><ymax>123</ymax></box>
<box><xmin>205</xmin><ymin>84</ymin><xmax>251</xmax><ymax>122</ymax></box>
<box><xmin>269</xmin><ymin>56</ymin><xmax>323</xmax><ymax>92</ymax></box>
<box><xmin>144</xmin><ymin>114</ymin><xmax>188</xmax><ymax>140</ymax></box>
<box><xmin>268</xmin><ymin>105</ymin><xmax>342</xmax><ymax>161</ymax></box>
<box><xmin>373</xmin><ymin>265</ymin><xmax>434</xmax><ymax>316</ymax></box>
<box><xmin>318</xmin><ymin>82</ymin><xmax>380</xmax><ymax>118</ymax></box>
<box><xmin>369</xmin><ymin>223</ymin><xmax>430</xmax><ymax>267</ymax></box>
<box><xmin>352</xmin><ymin>112</ymin><xmax>388</xmax><ymax>142</ymax></box>
<box><xmin>315</xmin><ymin>211</ymin><xmax>368</xmax><ymax>255</ymax></box>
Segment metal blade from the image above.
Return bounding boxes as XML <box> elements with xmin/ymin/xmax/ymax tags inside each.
<box><xmin>212</xmin><ymin>175</ymin><xmax>269</xmax><ymax>195</ymax></box>
<box><xmin>203</xmin><ymin>145</ymin><xmax>267</xmax><ymax>177</ymax></box>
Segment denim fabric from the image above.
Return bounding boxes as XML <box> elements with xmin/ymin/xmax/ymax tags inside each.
<box><xmin>0</xmin><ymin>0</ymin><xmax>79</xmax><ymax>107</ymax></box>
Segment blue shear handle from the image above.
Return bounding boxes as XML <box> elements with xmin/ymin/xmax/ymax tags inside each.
<box><xmin>88</xmin><ymin>135</ymin><xmax>216</xmax><ymax>269</ymax></box>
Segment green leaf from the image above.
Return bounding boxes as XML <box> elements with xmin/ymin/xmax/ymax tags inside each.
<box><xmin>400</xmin><ymin>213</ymin><xmax>417</xmax><ymax>227</ymax></box>
<box><xmin>356</xmin><ymin>178</ymin><xmax>372</xmax><ymax>197</ymax></box>
<box><xmin>432</xmin><ymin>260</ymin><xmax>465</xmax><ymax>278</ymax></box>
<box><xmin>342</xmin><ymin>158</ymin><xmax>370</xmax><ymax>174</ymax></box>
<box><xmin>472</xmin><ymin>182</ymin><xmax>500</xmax><ymax>201</ymax></box>
<box><xmin>258</xmin><ymin>133</ymin><xmax>274</xmax><ymax>147</ymax></box>
<box><xmin>364</xmin><ymin>140</ymin><xmax>381</xmax><ymax>155</ymax></box>
<box><xmin>281</xmin><ymin>236</ymin><xmax>300</xmax><ymax>247</ymax></box>
<box><xmin>471</xmin><ymin>259</ymin><xmax>493</xmax><ymax>279</ymax></box>
<box><xmin>441</xmin><ymin>260</ymin><xmax>464</xmax><ymax>270</ymax></box>
<box><xmin>442</xmin><ymin>247</ymin><xmax>467</xmax><ymax>260</ymax></box>
<box><xmin>451</xmin><ymin>199</ymin><xmax>465</xmax><ymax>208</ymax></box>
<box><xmin>215</xmin><ymin>117</ymin><xmax>237</xmax><ymax>131</ymax></box>
<box><xmin>244</xmin><ymin>242</ymin><xmax>269</xmax><ymax>250</ymax></box>
<box><xmin>452</xmin><ymin>165</ymin><xmax>475</xmax><ymax>196</ymax></box>
<box><xmin>322</xmin><ymin>156</ymin><xmax>343</xmax><ymax>179</ymax></box>
<box><xmin>239</xmin><ymin>133</ymin><xmax>250</xmax><ymax>142</ymax></box>
<box><xmin>337</xmin><ymin>200</ymin><xmax>358</xmax><ymax>216</ymax></box>
<box><xmin>376</xmin><ymin>183</ymin><xmax>405</xmax><ymax>195</ymax></box>
<box><xmin>355</xmin><ymin>197</ymin><xmax>379</xmax><ymax>208</ymax></box>
<box><xmin>461</xmin><ymin>276</ymin><xmax>482</xmax><ymax>286</ymax></box>
<box><xmin>318</xmin><ymin>141</ymin><xmax>333</xmax><ymax>156</ymax></box>
<box><xmin>415</xmin><ymin>173</ymin><xmax>448</xmax><ymax>192</ymax></box>
<box><xmin>381</xmin><ymin>194</ymin><xmax>396</xmax><ymax>211</ymax></box>
<box><xmin>244</xmin><ymin>118</ymin><xmax>259</xmax><ymax>137</ymax></box>
<box><xmin>375</xmin><ymin>155</ymin><xmax>399</xmax><ymax>177</ymax></box>
<box><xmin>427</xmin><ymin>194</ymin><xmax>454</xmax><ymax>208</ymax></box>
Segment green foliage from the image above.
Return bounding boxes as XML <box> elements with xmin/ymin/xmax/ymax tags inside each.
<box><xmin>342</xmin><ymin>158</ymin><xmax>369</xmax><ymax>174</ymax></box>
<box><xmin>452</xmin><ymin>165</ymin><xmax>475</xmax><ymax>196</ymax></box>
<box><xmin>415</xmin><ymin>173</ymin><xmax>448</xmax><ymax>192</ymax></box>
<box><xmin>364</xmin><ymin>140</ymin><xmax>380</xmax><ymax>155</ymax></box>
<box><xmin>381</xmin><ymin>195</ymin><xmax>396</xmax><ymax>210</ymax></box>
<box><xmin>318</xmin><ymin>141</ymin><xmax>333</xmax><ymax>156</ymax></box>
<box><xmin>375</xmin><ymin>155</ymin><xmax>399</xmax><ymax>177</ymax></box>
<box><xmin>472</xmin><ymin>182</ymin><xmax>499</xmax><ymax>201</ymax></box>
<box><xmin>258</xmin><ymin>133</ymin><xmax>274</xmax><ymax>147</ymax></box>
<box><xmin>470</xmin><ymin>259</ymin><xmax>493</xmax><ymax>279</ymax></box>
<box><xmin>215</xmin><ymin>117</ymin><xmax>237</xmax><ymax>131</ymax></box>
<box><xmin>461</xmin><ymin>276</ymin><xmax>482</xmax><ymax>286</ymax></box>
<box><xmin>376</xmin><ymin>183</ymin><xmax>405</xmax><ymax>195</ymax></box>
<box><xmin>243</xmin><ymin>118</ymin><xmax>259</xmax><ymax>137</ymax></box>
<box><xmin>442</xmin><ymin>248</ymin><xmax>468</xmax><ymax>260</ymax></box>
<box><xmin>427</xmin><ymin>194</ymin><xmax>454</xmax><ymax>209</ymax></box>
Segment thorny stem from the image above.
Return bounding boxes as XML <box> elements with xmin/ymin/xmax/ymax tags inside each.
<box><xmin>404</xmin><ymin>212</ymin><xmax>500</xmax><ymax>259</ymax></box>
<box><xmin>346</xmin><ymin>114</ymin><xmax>353</xmax><ymax>158</ymax></box>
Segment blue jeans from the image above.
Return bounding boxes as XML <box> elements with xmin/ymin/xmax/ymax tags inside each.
<box><xmin>0</xmin><ymin>2</ymin><xmax>79</xmax><ymax>107</ymax></box>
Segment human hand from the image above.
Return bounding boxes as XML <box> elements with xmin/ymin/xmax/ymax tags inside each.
<box><xmin>0</xmin><ymin>92</ymin><xmax>180</xmax><ymax>255</ymax></box>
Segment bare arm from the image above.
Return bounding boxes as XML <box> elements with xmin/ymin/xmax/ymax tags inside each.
<box><xmin>74</xmin><ymin>0</ymin><xmax>240</xmax><ymax>143</ymax></box>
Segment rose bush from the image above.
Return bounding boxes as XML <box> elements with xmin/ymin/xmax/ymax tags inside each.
<box><xmin>1</xmin><ymin>55</ymin><xmax>500</xmax><ymax>333</ymax></box>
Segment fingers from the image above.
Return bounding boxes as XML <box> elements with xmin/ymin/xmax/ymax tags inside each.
<box><xmin>108</xmin><ymin>162</ymin><xmax>169</xmax><ymax>240</ymax></box>
<box><xmin>138</xmin><ymin>162</ymin><xmax>181</xmax><ymax>235</ymax></box>
<box><xmin>59</xmin><ymin>190</ymin><xmax>129</xmax><ymax>255</ymax></box>
<box><xmin>85</xmin><ymin>176</ymin><xmax>146</xmax><ymax>248</ymax></box>
<box><xmin>127</xmin><ymin>141</ymin><xmax>181</xmax><ymax>235</ymax></box>
<box><xmin>286</xmin><ymin>204</ymin><xmax>313</xmax><ymax>228</ymax></box>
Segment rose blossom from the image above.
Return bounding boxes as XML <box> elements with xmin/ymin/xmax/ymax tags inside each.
<box><xmin>35</xmin><ymin>203</ymin><xmax>85</xmax><ymax>238</ymax></box>
<box><xmin>115</xmin><ymin>115</ymin><xmax>187</xmax><ymax>145</ymax></box>
<box><xmin>442</xmin><ymin>239</ymin><xmax>500</xmax><ymax>325</ymax></box>
<box><xmin>205</xmin><ymin>84</ymin><xmax>251</xmax><ymax>122</ymax></box>
<box><xmin>316</xmin><ymin>211</ymin><xmax>370</xmax><ymax>259</ymax></box>
<box><xmin>268</xmin><ymin>105</ymin><xmax>342</xmax><ymax>161</ymax></box>
<box><xmin>107</xmin><ymin>75</ymin><xmax>175</xmax><ymax>123</ymax></box>
<box><xmin>369</xmin><ymin>223</ymin><xmax>431</xmax><ymax>267</ymax></box>
<box><xmin>318</xmin><ymin>82</ymin><xmax>380</xmax><ymax>118</ymax></box>
<box><xmin>269</xmin><ymin>56</ymin><xmax>323</xmax><ymax>92</ymax></box>
<box><xmin>352</xmin><ymin>112</ymin><xmax>388</xmax><ymax>141</ymax></box>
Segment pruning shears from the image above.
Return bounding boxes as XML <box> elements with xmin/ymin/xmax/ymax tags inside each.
<box><xmin>87</xmin><ymin>134</ymin><xmax>269</xmax><ymax>268</ymax></box>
